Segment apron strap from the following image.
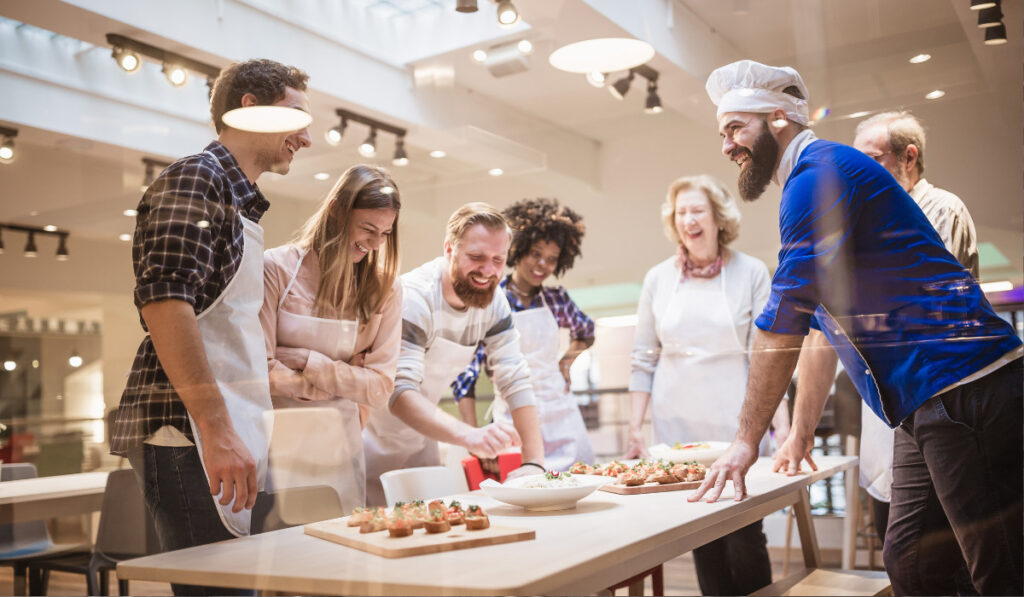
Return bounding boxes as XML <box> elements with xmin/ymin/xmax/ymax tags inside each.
<box><xmin>278</xmin><ymin>248</ymin><xmax>309</xmax><ymax>309</ymax></box>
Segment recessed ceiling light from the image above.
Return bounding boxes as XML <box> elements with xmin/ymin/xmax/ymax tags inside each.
<box><xmin>488</xmin><ymin>168</ymin><xmax>504</xmax><ymax>176</ymax></box>
<box><xmin>549</xmin><ymin>38</ymin><xmax>655</xmax><ymax>74</ymax></box>
<box><xmin>118</xmin><ymin>233</ymin><xmax>132</xmax><ymax>242</ymax></box>
<box><xmin>472</xmin><ymin>49</ymin><xmax>487</xmax><ymax>63</ymax></box>
<box><xmin>909</xmin><ymin>53</ymin><xmax>931</xmax><ymax>64</ymax></box>
<box><xmin>925</xmin><ymin>90</ymin><xmax>945</xmax><ymax>100</ymax></box>
<box><xmin>43</xmin><ymin>225</ymin><xmax>57</xmax><ymax>232</ymax></box>
<box><xmin>517</xmin><ymin>39</ymin><xmax>533</xmax><ymax>55</ymax></box>
<box><xmin>123</xmin><ymin>209</ymin><xmax>138</xmax><ymax>217</ymax></box>
<box><xmin>314</xmin><ymin>172</ymin><xmax>330</xmax><ymax>181</ymax></box>
<box><xmin>429</xmin><ymin>150</ymin><xmax>446</xmax><ymax>159</ymax></box>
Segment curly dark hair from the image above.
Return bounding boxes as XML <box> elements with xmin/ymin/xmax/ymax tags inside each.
<box><xmin>503</xmin><ymin>198</ymin><xmax>586</xmax><ymax>278</ymax></box>
<box><xmin>209</xmin><ymin>59</ymin><xmax>309</xmax><ymax>133</ymax></box>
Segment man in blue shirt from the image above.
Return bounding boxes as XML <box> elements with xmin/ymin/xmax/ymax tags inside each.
<box><xmin>689</xmin><ymin>60</ymin><xmax>1022</xmax><ymax>596</ymax></box>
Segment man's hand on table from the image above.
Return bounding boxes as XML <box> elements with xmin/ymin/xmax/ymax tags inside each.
<box><xmin>772</xmin><ymin>430</ymin><xmax>817</xmax><ymax>476</ymax></box>
<box><xmin>688</xmin><ymin>439</ymin><xmax>758</xmax><ymax>503</ymax></box>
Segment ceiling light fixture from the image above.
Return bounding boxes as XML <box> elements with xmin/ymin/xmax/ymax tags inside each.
<box><xmin>549</xmin><ymin>38</ymin><xmax>656</xmax><ymax>74</ymax></box>
<box><xmin>517</xmin><ymin>39</ymin><xmax>533</xmax><ymax>55</ymax></box>
<box><xmin>488</xmin><ymin>168</ymin><xmax>504</xmax><ymax>176</ymax></box>
<box><xmin>334</xmin><ymin>108</ymin><xmax>408</xmax><ymax>163</ymax></box>
<box><xmin>68</xmin><ymin>350</ymin><xmax>83</xmax><ymax>368</ymax></box>
<box><xmin>358</xmin><ymin>128</ymin><xmax>378</xmax><ymax>158</ymax></box>
<box><xmin>586</xmin><ymin>71</ymin><xmax>606</xmax><ymax>88</ymax></box>
<box><xmin>978</xmin><ymin>3</ymin><xmax>1003</xmax><ymax>27</ymax></box>
<box><xmin>0</xmin><ymin>126</ymin><xmax>18</xmax><ymax>165</ymax></box>
<box><xmin>0</xmin><ymin>228</ymin><xmax>4</xmax><ymax>254</ymax></box>
<box><xmin>43</xmin><ymin>225</ymin><xmax>57</xmax><ymax>232</ymax></box>
<box><xmin>119</xmin><ymin>233</ymin><xmax>132</xmax><ymax>242</ymax></box>
<box><xmin>984</xmin><ymin>22</ymin><xmax>1007</xmax><ymax>45</ymax></box>
<box><xmin>56</xmin><ymin>234</ymin><xmax>69</xmax><ymax>261</ymax></box>
<box><xmin>325</xmin><ymin>116</ymin><xmax>347</xmax><ymax>146</ymax></box>
<box><xmin>314</xmin><ymin>172</ymin><xmax>330</xmax><ymax>181</ymax></box>
<box><xmin>925</xmin><ymin>89</ymin><xmax>945</xmax><ymax>100</ymax></box>
<box><xmin>496</xmin><ymin>0</ymin><xmax>520</xmax><ymax>27</ymax></box>
<box><xmin>970</xmin><ymin>0</ymin><xmax>996</xmax><ymax>9</ymax></box>
<box><xmin>392</xmin><ymin>136</ymin><xmax>409</xmax><ymax>167</ymax></box>
<box><xmin>472</xmin><ymin>49</ymin><xmax>488</xmax><ymax>63</ymax></box>
<box><xmin>456</xmin><ymin>0</ymin><xmax>478</xmax><ymax>12</ymax></box>
<box><xmin>106</xmin><ymin>33</ymin><xmax>219</xmax><ymax>86</ymax></box>
<box><xmin>644</xmin><ymin>80</ymin><xmax>663</xmax><ymax>114</ymax></box>
<box><xmin>123</xmin><ymin>209</ymin><xmax>138</xmax><ymax>217</ymax></box>
<box><xmin>429</xmin><ymin>150</ymin><xmax>446</xmax><ymax>159</ymax></box>
<box><xmin>163</xmin><ymin>63</ymin><xmax>189</xmax><ymax>87</ymax></box>
<box><xmin>24</xmin><ymin>231</ymin><xmax>37</xmax><ymax>258</ymax></box>
<box><xmin>608</xmin><ymin>71</ymin><xmax>635</xmax><ymax>100</ymax></box>
<box><xmin>908</xmin><ymin>53</ymin><xmax>931</xmax><ymax>64</ymax></box>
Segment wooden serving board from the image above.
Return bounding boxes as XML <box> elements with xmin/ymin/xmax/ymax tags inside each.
<box><xmin>304</xmin><ymin>518</ymin><xmax>535</xmax><ymax>558</ymax></box>
<box><xmin>600</xmin><ymin>480</ymin><xmax>702</xmax><ymax>495</ymax></box>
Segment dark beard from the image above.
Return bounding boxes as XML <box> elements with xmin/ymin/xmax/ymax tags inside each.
<box><xmin>737</xmin><ymin>123</ymin><xmax>779</xmax><ymax>202</ymax></box>
<box><xmin>451</xmin><ymin>268</ymin><xmax>497</xmax><ymax>309</ymax></box>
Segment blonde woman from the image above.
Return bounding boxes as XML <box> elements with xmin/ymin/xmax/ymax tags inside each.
<box><xmin>259</xmin><ymin>164</ymin><xmax>402</xmax><ymax>512</ymax></box>
<box><xmin>627</xmin><ymin>175</ymin><xmax>787</xmax><ymax>595</ymax></box>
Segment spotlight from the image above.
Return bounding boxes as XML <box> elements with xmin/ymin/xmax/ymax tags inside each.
<box><xmin>24</xmin><ymin>231</ymin><xmax>37</xmax><ymax>258</ymax></box>
<box><xmin>456</xmin><ymin>0</ymin><xmax>478</xmax><ymax>12</ymax></box>
<box><xmin>978</xmin><ymin>5</ymin><xmax>1002</xmax><ymax>28</ymax></box>
<box><xmin>644</xmin><ymin>81</ymin><xmax>663</xmax><ymax>114</ymax></box>
<box><xmin>430</xmin><ymin>150</ymin><xmax>446</xmax><ymax>159</ymax></box>
<box><xmin>163</xmin><ymin>63</ymin><xmax>189</xmax><ymax>87</ymax></box>
<box><xmin>56</xmin><ymin>234</ymin><xmax>69</xmax><ymax>261</ymax></box>
<box><xmin>3</xmin><ymin>360</ymin><xmax>14</xmax><ymax>371</ymax></box>
<box><xmin>325</xmin><ymin>117</ymin><xmax>347</xmax><ymax>146</ymax></box>
<box><xmin>0</xmin><ymin>127</ymin><xmax>16</xmax><ymax>165</ymax></box>
<box><xmin>970</xmin><ymin>0</ymin><xmax>996</xmax><ymax>9</ymax></box>
<box><xmin>517</xmin><ymin>39</ymin><xmax>533</xmax><ymax>55</ymax></box>
<box><xmin>608</xmin><ymin>71</ymin><xmax>634</xmax><ymax>100</ymax></box>
<box><xmin>358</xmin><ymin>128</ymin><xmax>377</xmax><ymax>158</ymax></box>
<box><xmin>392</xmin><ymin>137</ymin><xmax>409</xmax><ymax>167</ymax></box>
<box><xmin>496</xmin><ymin>0</ymin><xmax>520</xmax><ymax>27</ymax></box>
<box><xmin>68</xmin><ymin>351</ymin><xmax>83</xmax><ymax>368</ymax></box>
<box><xmin>472</xmin><ymin>49</ymin><xmax>488</xmax><ymax>63</ymax></box>
<box><xmin>984</xmin><ymin>22</ymin><xmax>1007</xmax><ymax>44</ymax></box>
<box><xmin>112</xmin><ymin>46</ymin><xmax>141</xmax><ymax>73</ymax></box>
<box><xmin>0</xmin><ymin>228</ymin><xmax>4</xmax><ymax>254</ymax></box>
<box><xmin>585</xmin><ymin>71</ymin><xmax>606</xmax><ymax>88</ymax></box>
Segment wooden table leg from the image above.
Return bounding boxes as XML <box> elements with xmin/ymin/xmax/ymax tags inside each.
<box><xmin>842</xmin><ymin>435</ymin><xmax>860</xmax><ymax>569</ymax></box>
<box><xmin>793</xmin><ymin>487</ymin><xmax>822</xmax><ymax>568</ymax></box>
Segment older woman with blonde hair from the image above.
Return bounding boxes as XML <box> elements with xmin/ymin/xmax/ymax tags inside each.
<box><xmin>259</xmin><ymin>164</ymin><xmax>402</xmax><ymax>513</ymax></box>
<box><xmin>627</xmin><ymin>174</ymin><xmax>788</xmax><ymax>595</ymax></box>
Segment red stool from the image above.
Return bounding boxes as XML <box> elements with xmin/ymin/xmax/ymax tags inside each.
<box><xmin>460</xmin><ymin>452</ymin><xmax>523</xmax><ymax>490</ymax></box>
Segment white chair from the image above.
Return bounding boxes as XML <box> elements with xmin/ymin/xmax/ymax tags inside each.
<box><xmin>437</xmin><ymin>442</ymin><xmax>471</xmax><ymax>494</ymax></box>
<box><xmin>379</xmin><ymin>466</ymin><xmax>462</xmax><ymax>508</ymax></box>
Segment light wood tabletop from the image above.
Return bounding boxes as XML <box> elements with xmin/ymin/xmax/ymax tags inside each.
<box><xmin>0</xmin><ymin>470</ymin><xmax>109</xmax><ymax>525</ymax></box>
<box><xmin>118</xmin><ymin>456</ymin><xmax>856</xmax><ymax>596</ymax></box>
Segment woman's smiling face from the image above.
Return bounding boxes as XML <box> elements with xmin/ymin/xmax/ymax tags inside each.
<box><xmin>348</xmin><ymin>208</ymin><xmax>396</xmax><ymax>263</ymax></box>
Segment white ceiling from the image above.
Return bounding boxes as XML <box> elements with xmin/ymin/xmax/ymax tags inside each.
<box><xmin>0</xmin><ymin>0</ymin><xmax>1020</xmax><ymax>319</ymax></box>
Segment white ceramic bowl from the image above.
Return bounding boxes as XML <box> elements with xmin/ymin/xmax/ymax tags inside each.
<box><xmin>648</xmin><ymin>441</ymin><xmax>730</xmax><ymax>465</ymax></box>
<box><xmin>479</xmin><ymin>474</ymin><xmax>606</xmax><ymax>511</ymax></box>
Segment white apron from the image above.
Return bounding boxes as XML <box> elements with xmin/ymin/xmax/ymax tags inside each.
<box><xmin>493</xmin><ymin>296</ymin><xmax>594</xmax><ymax>471</ymax></box>
<box><xmin>859</xmin><ymin>401</ymin><xmax>893</xmax><ymax>501</ymax></box>
<box><xmin>186</xmin><ymin>214</ymin><xmax>272</xmax><ymax>537</ymax></box>
<box><xmin>265</xmin><ymin>249</ymin><xmax>364</xmax><ymax>512</ymax></box>
<box><xmin>649</xmin><ymin>265</ymin><xmax>766</xmax><ymax>453</ymax></box>
<box><xmin>362</xmin><ymin>310</ymin><xmax>478</xmax><ymax>506</ymax></box>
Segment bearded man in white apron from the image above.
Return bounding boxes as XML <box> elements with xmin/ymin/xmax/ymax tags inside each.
<box><xmin>110</xmin><ymin>60</ymin><xmax>312</xmax><ymax>596</ymax></box>
<box><xmin>363</xmin><ymin>203</ymin><xmax>546</xmax><ymax>507</ymax></box>
<box><xmin>451</xmin><ymin>198</ymin><xmax>595</xmax><ymax>472</ymax></box>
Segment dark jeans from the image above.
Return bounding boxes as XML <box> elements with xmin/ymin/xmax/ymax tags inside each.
<box><xmin>884</xmin><ymin>358</ymin><xmax>1023</xmax><ymax>596</ymax></box>
<box><xmin>692</xmin><ymin>520</ymin><xmax>772</xmax><ymax>595</ymax></box>
<box><xmin>127</xmin><ymin>444</ymin><xmax>254</xmax><ymax>597</ymax></box>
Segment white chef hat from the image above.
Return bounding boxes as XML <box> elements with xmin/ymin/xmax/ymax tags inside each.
<box><xmin>705</xmin><ymin>60</ymin><xmax>810</xmax><ymax>125</ymax></box>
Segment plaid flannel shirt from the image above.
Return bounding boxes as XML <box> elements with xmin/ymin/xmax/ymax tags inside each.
<box><xmin>110</xmin><ymin>142</ymin><xmax>270</xmax><ymax>455</ymax></box>
<box><xmin>451</xmin><ymin>275</ymin><xmax>594</xmax><ymax>400</ymax></box>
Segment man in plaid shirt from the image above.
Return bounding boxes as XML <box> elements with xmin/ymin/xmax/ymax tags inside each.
<box><xmin>111</xmin><ymin>59</ymin><xmax>311</xmax><ymax>595</ymax></box>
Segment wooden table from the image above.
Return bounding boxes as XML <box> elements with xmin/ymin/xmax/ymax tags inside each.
<box><xmin>118</xmin><ymin>456</ymin><xmax>856</xmax><ymax>596</ymax></box>
<box><xmin>0</xmin><ymin>471</ymin><xmax>109</xmax><ymax>525</ymax></box>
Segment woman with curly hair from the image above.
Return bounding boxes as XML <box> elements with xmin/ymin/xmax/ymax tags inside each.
<box><xmin>452</xmin><ymin>198</ymin><xmax>596</xmax><ymax>472</ymax></box>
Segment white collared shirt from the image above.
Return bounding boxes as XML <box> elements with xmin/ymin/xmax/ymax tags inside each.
<box><xmin>775</xmin><ymin>128</ymin><xmax>818</xmax><ymax>186</ymax></box>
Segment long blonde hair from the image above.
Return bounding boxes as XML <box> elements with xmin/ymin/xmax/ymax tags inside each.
<box><xmin>292</xmin><ymin>165</ymin><xmax>401</xmax><ymax>323</ymax></box>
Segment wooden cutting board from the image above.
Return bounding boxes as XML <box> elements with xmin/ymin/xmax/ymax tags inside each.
<box><xmin>304</xmin><ymin>518</ymin><xmax>535</xmax><ymax>558</ymax></box>
<box><xmin>600</xmin><ymin>480</ymin><xmax>702</xmax><ymax>495</ymax></box>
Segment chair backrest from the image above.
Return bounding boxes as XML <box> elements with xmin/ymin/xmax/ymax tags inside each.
<box><xmin>251</xmin><ymin>485</ymin><xmax>345</xmax><ymax>534</ymax></box>
<box><xmin>0</xmin><ymin>463</ymin><xmax>55</xmax><ymax>558</ymax></box>
<box><xmin>95</xmin><ymin>469</ymin><xmax>160</xmax><ymax>559</ymax></box>
<box><xmin>379</xmin><ymin>466</ymin><xmax>461</xmax><ymax>508</ymax></box>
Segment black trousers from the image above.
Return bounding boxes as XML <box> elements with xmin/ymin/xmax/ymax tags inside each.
<box><xmin>884</xmin><ymin>358</ymin><xmax>1022</xmax><ymax>596</ymax></box>
<box><xmin>692</xmin><ymin>519</ymin><xmax>772</xmax><ymax>595</ymax></box>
